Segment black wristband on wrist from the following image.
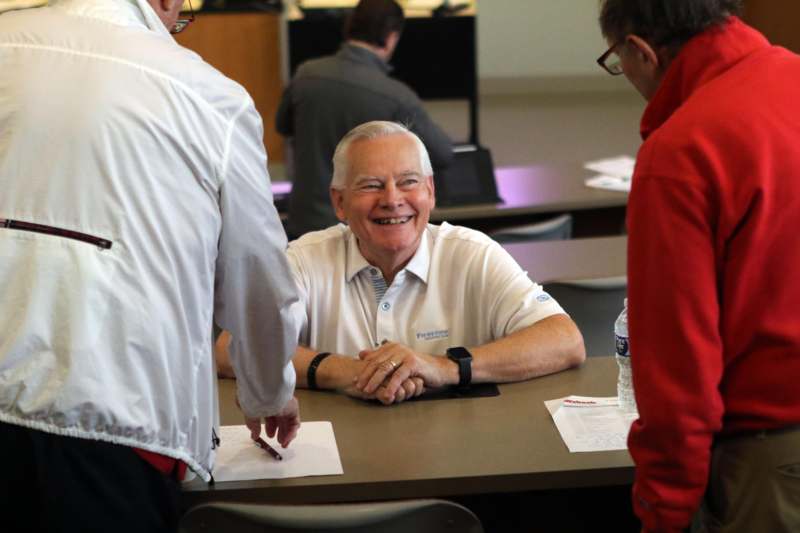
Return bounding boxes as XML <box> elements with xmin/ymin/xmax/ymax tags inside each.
<box><xmin>446</xmin><ymin>346</ymin><xmax>473</xmax><ymax>389</ymax></box>
<box><xmin>307</xmin><ymin>352</ymin><xmax>332</xmax><ymax>390</ymax></box>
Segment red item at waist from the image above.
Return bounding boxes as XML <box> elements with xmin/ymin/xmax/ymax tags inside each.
<box><xmin>133</xmin><ymin>448</ymin><xmax>187</xmax><ymax>481</ymax></box>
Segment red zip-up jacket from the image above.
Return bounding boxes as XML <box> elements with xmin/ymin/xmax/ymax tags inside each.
<box><xmin>626</xmin><ymin>17</ymin><xmax>800</xmax><ymax>531</ymax></box>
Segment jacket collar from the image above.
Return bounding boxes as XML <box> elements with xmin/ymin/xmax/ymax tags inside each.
<box><xmin>640</xmin><ymin>17</ymin><xmax>770</xmax><ymax>140</ymax></box>
<box><xmin>51</xmin><ymin>0</ymin><xmax>170</xmax><ymax>37</ymax></box>
<box><xmin>337</xmin><ymin>42</ymin><xmax>392</xmax><ymax>74</ymax></box>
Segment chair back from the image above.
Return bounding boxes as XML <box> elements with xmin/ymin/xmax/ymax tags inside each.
<box><xmin>490</xmin><ymin>214</ymin><xmax>573</xmax><ymax>243</ymax></box>
<box><xmin>180</xmin><ymin>499</ymin><xmax>484</xmax><ymax>533</ymax></box>
<box><xmin>544</xmin><ymin>276</ymin><xmax>627</xmax><ymax>357</ymax></box>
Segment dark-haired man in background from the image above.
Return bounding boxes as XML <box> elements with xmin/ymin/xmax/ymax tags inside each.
<box><xmin>276</xmin><ymin>0</ymin><xmax>452</xmax><ymax>238</ymax></box>
<box><xmin>597</xmin><ymin>1</ymin><xmax>800</xmax><ymax>531</ymax></box>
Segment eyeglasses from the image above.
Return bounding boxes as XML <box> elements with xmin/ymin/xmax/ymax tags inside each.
<box><xmin>171</xmin><ymin>0</ymin><xmax>195</xmax><ymax>34</ymax></box>
<box><xmin>597</xmin><ymin>42</ymin><xmax>623</xmax><ymax>76</ymax></box>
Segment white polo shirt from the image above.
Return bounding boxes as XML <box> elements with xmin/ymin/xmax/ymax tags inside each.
<box><xmin>287</xmin><ymin>222</ymin><xmax>564</xmax><ymax>357</ymax></box>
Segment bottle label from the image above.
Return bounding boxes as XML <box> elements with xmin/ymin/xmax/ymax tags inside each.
<box><xmin>615</xmin><ymin>335</ymin><xmax>629</xmax><ymax>357</ymax></box>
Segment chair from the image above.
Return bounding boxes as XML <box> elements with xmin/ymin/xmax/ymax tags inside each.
<box><xmin>489</xmin><ymin>213</ymin><xmax>573</xmax><ymax>243</ymax></box>
<box><xmin>179</xmin><ymin>499</ymin><xmax>484</xmax><ymax>533</ymax></box>
<box><xmin>543</xmin><ymin>276</ymin><xmax>627</xmax><ymax>357</ymax></box>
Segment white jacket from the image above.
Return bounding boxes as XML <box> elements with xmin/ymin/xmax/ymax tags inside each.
<box><xmin>0</xmin><ymin>0</ymin><xmax>298</xmax><ymax>481</ymax></box>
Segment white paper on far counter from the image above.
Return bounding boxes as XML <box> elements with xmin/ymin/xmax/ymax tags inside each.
<box><xmin>584</xmin><ymin>174</ymin><xmax>632</xmax><ymax>193</ymax></box>
<box><xmin>545</xmin><ymin>396</ymin><xmax>638</xmax><ymax>452</ymax></box>
<box><xmin>584</xmin><ymin>155</ymin><xmax>636</xmax><ymax>178</ymax></box>
<box><xmin>583</xmin><ymin>155</ymin><xmax>635</xmax><ymax>193</ymax></box>
<box><xmin>212</xmin><ymin>421</ymin><xmax>343</xmax><ymax>482</ymax></box>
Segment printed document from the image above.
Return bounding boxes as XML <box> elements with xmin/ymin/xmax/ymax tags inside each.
<box><xmin>545</xmin><ymin>396</ymin><xmax>638</xmax><ymax>452</ymax></box>
<box><xmin>211</xmin><ymin>421</ymin><xmax>343</xmax><ymax>482</ymax></box>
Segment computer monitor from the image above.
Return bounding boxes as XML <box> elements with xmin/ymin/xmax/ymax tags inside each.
<box><xmin>433</xmin><ymin>145</ymin><xmax>501</xmax><ymax>206</ymax></box>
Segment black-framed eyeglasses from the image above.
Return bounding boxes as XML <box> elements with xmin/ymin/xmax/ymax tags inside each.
<box><xmin>171</xmin><ymin>0</ymin><xmax>195</xmax><ymax>34</ymax></box>
<box><xmin>597</xmin><ymin>42</ymin><xmax>623</xmax><ymax>76</ymax></box>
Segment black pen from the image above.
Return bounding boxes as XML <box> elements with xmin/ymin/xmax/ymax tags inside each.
<box><xmin>254</xmin><ymin>437</ymin><xmax>283</xmax><ymax>461</ymax></box>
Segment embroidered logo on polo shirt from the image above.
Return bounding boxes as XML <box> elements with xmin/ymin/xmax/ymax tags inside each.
<box><xmin>415</xmin><ymin>329</ymin><xmax>449</xmax><ymax>341</ymax></box>
<box><xmin>536</xmin><ymin>294</ymin><xmax>551</xmax><ymax>302</ymax></box>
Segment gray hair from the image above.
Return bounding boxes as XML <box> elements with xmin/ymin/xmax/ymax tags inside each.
<box><xmin>330</xmin><ymin>121</ymin><xmax>433</xmax><ymax>190</ymax></box>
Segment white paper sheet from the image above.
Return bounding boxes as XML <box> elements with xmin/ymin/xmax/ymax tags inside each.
<box><xmin>212</xmin><ymin>422</ymin><xmax>343</xmax><ymax>482</ymax></box>
<box><xmin>584</xmin><ymin>174</ymin><xmax>631</xmax><ymax>193</ymax></box>
<box><xmin>545</xmin><ymin>396</ymin><xmax>638</xmax><ymax>452</ymax></box>
<box><xmin>583</xmin><ymin>155</ymin><xmax>635</xmax><ymax>193</ymax></box>
<box><xmin>584</xmin><ymin>156</ymin><xmax>636</xmax><ymax>178</ymax></box>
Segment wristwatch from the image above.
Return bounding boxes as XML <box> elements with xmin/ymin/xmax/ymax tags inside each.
<box><xmin>446</xmin><ymin>347</ymin><xmax>473</xmax><ymax>389</ymax></box>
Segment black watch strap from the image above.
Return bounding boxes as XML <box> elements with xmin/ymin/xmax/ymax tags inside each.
<box><xmin>307</xmin><ymin>352</ymin><xmax>332</xmax><ymax>390</ymax></box>
<box><xmin>446</xmin><ymin>347</ymin><xmax>473</xmax><ymax>389</ymax></box>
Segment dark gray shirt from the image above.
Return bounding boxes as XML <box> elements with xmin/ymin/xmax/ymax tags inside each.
<box><xmin>276</xmin><ymin>43</ymin><xmax>453</xmax><ymax>237</ymax></box>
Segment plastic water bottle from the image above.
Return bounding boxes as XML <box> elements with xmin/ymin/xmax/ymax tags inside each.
<box><xmin>615</xmin><ymin>299</ymin><xmax>637</xmax><ymax>412</ymax></box>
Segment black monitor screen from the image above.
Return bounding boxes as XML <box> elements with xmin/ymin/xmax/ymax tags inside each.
<box><xmin>434</xmin><ymin>147</ymin><xmax>501</xmax><ymax>206</ymax></box>
<box><xmin>288</xmin><ymin>11</ymin><xmax>476</xmax><ymax>101</ymax></box>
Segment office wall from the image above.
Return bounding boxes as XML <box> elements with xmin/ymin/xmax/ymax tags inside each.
<box><xmin>477</xmin><ymin>0</ymin><xmax>629</xmax><ymax>94</ymax></box>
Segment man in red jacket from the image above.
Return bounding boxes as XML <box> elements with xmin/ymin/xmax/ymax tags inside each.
<box><xmin>597</xmin><ymin>1</ymin><xmax>800</xmax><ymax>531</ymax></box>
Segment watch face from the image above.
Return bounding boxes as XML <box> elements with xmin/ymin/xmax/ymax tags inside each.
<box><xmin>448</xmin><ymin>347</ymin><xmax>472</xmax><ymax>360</ymax></box>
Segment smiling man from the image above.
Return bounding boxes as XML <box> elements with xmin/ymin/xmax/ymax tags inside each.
<box><xmin>276</xmin><ymin>120</ymin><xmax>585</xmax><ymax>403</ymax></box>
<box><xmin>218</xmin><ymin>121</ymin><xmax>584</xmax><ymax>400</ymax></box>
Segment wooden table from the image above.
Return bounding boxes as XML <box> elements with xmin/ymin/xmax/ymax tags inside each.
<box><xmin>432</xmin><ymin>163</ymin><xmax>628</xmax><ymax>236</ymax></box>
<box><xmin>183</xmin><ymin>357</ymin><xmax>633</xmax><ymax>505</ymax></box>
<box><xmin>431</xmin><ymin>163</ymin><xmax>627</xmax><ymax>222</ymax></box>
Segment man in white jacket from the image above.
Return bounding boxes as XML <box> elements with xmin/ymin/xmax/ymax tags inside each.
<box><xmin>0</xmin><ymin>0</ymin><xmax>300</xmax><ymax>530</ymax></box>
